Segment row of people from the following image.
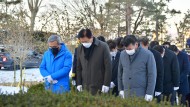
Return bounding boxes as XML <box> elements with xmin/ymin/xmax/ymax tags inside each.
<box><xmin>40</xmin><ymin>28</ymin><xmax>189</xmax><ymax>106</ymax></box>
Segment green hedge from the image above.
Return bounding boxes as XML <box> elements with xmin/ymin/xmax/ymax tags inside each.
<box><xmin>27</xmin><ymin>83</ymin><xmax>45</xmax><ymax>94</ymax></box>
<box><xmin>0</xmin><ymin>84</ymin><xmax>181</xmax><ymax>107</ymax></box>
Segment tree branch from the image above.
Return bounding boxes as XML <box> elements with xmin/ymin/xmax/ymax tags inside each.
<box><xmin>132</xmin><ymin>7</ymin><xmax>143</xmax><ymax>34</ymax></box>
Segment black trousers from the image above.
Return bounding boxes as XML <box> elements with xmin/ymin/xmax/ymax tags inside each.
<box><xmin>112</xmin><ymin>86</ymin><xmax>119</xmax><ymax>96</ymax></box>
<box><xmin>155</xmin><ymin>91</ymin><xmax>177</xmax><ymax>105</ymax></box>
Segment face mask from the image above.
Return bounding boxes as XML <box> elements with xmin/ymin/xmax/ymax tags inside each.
<box><xmin>110</xmin><ymin>51</ymin><xmax>117</xmax><ymax>57</ymax></box>
<box><xmin>126</xmin><ymin>49</ymin><xmax>135</xmax><ymax>55</ymax></box>
<box><xmin>51</xmin><ymin>47</ymin><xmax>59</xmax><ymax>56</ymax></box>
<box><xmin>82</xmin><ymin>43</ymin><xmax>92</xmax><ymax>48</ymax></box>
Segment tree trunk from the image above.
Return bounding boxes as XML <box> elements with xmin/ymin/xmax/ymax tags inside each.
<box><xmin>13</xmin><ymin>60</ymin><xmax>16</xmax><ymax>84</ymax></box>
<box><xmin>155</xmin><ymin>18</ymin><xmax>159</xmax><ymax>41</ymax></box>
<box><xmin>28</xmin><ymin>0</ymin><xmax>42</xmax><ymax>32</ymax></box>
<box><xmin>100</xmin><ymin>24</ymin><xmax>104</xmax><ymax>35</ymax></box>
<box><xmin>117</xmin><ymin>2</ymin><xmax>121</xmax><ymax>37</ymax></box>
<box><xmin>125</xmin><ymin>3</ymin><xmax>132</xmax><ymax>35</ymax></box>
<box><xmin>132</xmin><ymin>8</ymin><xmax>143</xmax><ymax>34</ymax></box>
<box><xmin>19</xmin><ymin>61</ymin><xmax>23</xmax><ymax>91</ymax></box>
<box><xmin>118</xmin><ymin>23</ymin><xmax>120</xmax><ymax>37</ymax></box>
<box><xmin>125</xmin><ymin>6</ymin><xmax>128</xmax><ymax>35</ymax></box>
<box><xmin>30</xmin><ymin>12</ymin><xmax>37</xmax><ymax>32</ymax></box>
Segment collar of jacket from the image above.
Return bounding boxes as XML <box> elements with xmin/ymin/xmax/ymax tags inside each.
<box><xmin>163</xmin><ymin>48</ymin><xmax>169</xmax><ymax>58</ymax></box>
<box><xmin>112</xmin><ymin>51</ymin><xmax>120</xmax><ymax>61</ymax></box>
<box><xmin>112</xmin><ymin>51</ymin><xmax>120</xmax><ymax>68</ymax></box>
<box><xmin>135</xmin><ymin>46</ymin><xmax>142</xmax><ymax>55</ymax></box>
<box><xmin>178</xmin><ymin>51</ymin><xmax>182</xmax><ymax>56</ymax></box>
<box><xmin>48</xmin><ymin>43</ymin><xmax>67</xmax><ymax>59</ymax></box>
<box><xmin>94</xmin><ymin>37</ymin><xmax>100</xmax><ymax>46</ymax></box>
<box><xmin>116</xmin><ymin>51</ymin><xmax>120</xmax><ymax>58</ymax></box>
<box><xmin>125</xmin><ymin>46</ymin><xmax>142</xmax><ymax>63</ymax></box>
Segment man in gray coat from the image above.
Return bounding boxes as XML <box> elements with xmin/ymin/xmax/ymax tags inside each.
<box><xmin>76</xmin><ymin>28</ymin><xmax>112</xmax><ymax>95</ymax></box>
<box><xmin>118</xmin><ymin>35</ymin><xmax>157</xmax><ymax>101</ymax></box>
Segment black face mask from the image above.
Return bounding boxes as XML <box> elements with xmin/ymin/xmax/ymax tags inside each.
<box><xmin>51</xmin><ymin>47</ymin><xmax>59</xmax><ymax>56</ymax></box>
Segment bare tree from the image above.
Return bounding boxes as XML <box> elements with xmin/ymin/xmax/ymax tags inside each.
<box><xmin>175</xmin><ymin>10</ymin><xmax>190</xmax><ymax>48</ymax></box>
<box><xmin>63</xmin><ymin>0</ymin><xmax>115</xmax><ymax>37</ymax></box>
<box><xmin>39</xmin><ymin>4</ymin><xmax>78</xmax><ymax>42</ymax></box>
<box><xmin>2</xmin><ymin>17</ymin><xmax>33</xmax><ymax>90</ymax></box>
<box><xmin>132</xmin><ymin>7</ymin><xmax>144</xmax><ymax>34</ymax></box>
<box><xmin>27</xmin><ymin>0</ymin><xmax>42</xmax><ymax>32</ymax></box>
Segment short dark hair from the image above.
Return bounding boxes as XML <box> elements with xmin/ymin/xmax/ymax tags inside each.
<box><xmin>107</xmin><ymin>40</ymin><xmax>116</xmax><ymax>50</ymax></box>
<box><xmin>153</xmin><ymin>45</ymin><xmax>164</xmax><ymax>54</ymax></box>
<box><xmin>139</xmin><ymin>37</ymin><xmax>149</xmax><ymax>46</ymax></box>
<box><xmin>77</xmin><ymin>28</ymin><xmax>92</xmax><ymax>39</ymax></box>
<box><xmin>149</xmin><ymin>41</ymin><xmax>159</xmax><ymax>48</ymax></box>
<box><xmin>122</xmin><ymin>36</ymin><xmax>136</xmax><ymax>47</ymax></box>
<box><xmin>163</xmin><ymin>42</ymin><xmax>171</xmax><ymax>46</ymax></box>
<box><xmin>97</xmin><ymin>36</ymin><xmax>106</xmax><ymax>42</ymax></box>
<box><xmin>127</xmin><ymin>35</ymin><xmax>138</xmax><ymax>42</ymax></box>
<box><xmin>115</xmin><ymin>37</ymin><xmax>123</xmax><ymax>48</ymax></box>
<box><xmin>168</xmin><ymin>45</ymin><xmax>178</xmax><ymax>52</ymax></box>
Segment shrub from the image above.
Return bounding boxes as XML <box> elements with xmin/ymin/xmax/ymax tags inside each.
<box><xmin>27</xmin><ymin>83</ymin><xmax>45</xmax><ymax>94</ymax></box>
<box><xmin>0</xmin><ymin>84</ymin><xmax>181</xmax><ymax>107</ymax></box>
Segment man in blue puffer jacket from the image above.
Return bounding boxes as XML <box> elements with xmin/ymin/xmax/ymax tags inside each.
<box><xmin>40</xmin><ymin>35</ymin><xmax>72</xmax><ymax>94</ymax></box>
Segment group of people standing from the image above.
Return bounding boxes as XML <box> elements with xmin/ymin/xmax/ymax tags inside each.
<box><xmin>40</xmin><ymin>28</ymin><xmax>190</xmax><ymax>106</ymax></box>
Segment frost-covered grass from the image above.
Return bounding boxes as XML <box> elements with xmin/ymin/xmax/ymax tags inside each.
<box><xmin>0</xmin><ymin>68</ymin><xmax>43</xmax><ymax>84</ymax></box>
<box><xmin>0</xmin><ymin>68</ymin><xmax>42</xmax><ymax>95</ymax></box>
<box><xmin>0</xmin><ymin>86</ymin><xmax>27</xmax><ymax>95</ymax></box>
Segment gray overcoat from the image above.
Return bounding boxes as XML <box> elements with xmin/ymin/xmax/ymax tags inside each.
<box><xmin>118</xmin><ymin>47</ymin><xmax>157</xmax><ymax>97</ymax></box>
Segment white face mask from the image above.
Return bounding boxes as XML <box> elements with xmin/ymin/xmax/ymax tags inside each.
<box><xmin>110</xmin><ymin>51</ymin><xmax>117</xmax><ymax>57</ymax></box>
<box><xmin>82</xmin><ymin>43</ymin><xmax>92</xmax><ymax>48</ymax></box>
<box><xmin>126</xmin><ymin>49</ymin><xmax>135</xmax><ymax>55</ymax></box>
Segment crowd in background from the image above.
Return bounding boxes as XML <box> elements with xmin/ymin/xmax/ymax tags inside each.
<box><xmin>40</xmin><ymin>28</ymin><xmax>190</xmax><ymax>106</ymax></box>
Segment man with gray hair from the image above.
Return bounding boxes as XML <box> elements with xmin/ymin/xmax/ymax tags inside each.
<box><xmin>40</xmin><ymin>35</ymin><xmax>72</xmax><ymax>94</ymax></box>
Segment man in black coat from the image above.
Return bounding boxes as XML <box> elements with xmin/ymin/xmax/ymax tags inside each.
<box><xmin>107</xmin><ymin>40</ymin><xmax>120</xmax><ymax>96</ymax></box>
<box><xmin>153</xmin><ymin>45</ymin><xmax>180</xmax><ymax>105</ymax></box>
<box><xmin>72</xmin><ymin>40</ymin><xmax>81</xmax><ymax>86</ymax></box>
<box><xmin>140</xmin><ymin>37</ymin><xmax>164</xmax><ymax>102</ymax></box>
<box><xmin>169</xmin><ymin>45</ymin><xmax>190</xmax><ymax>105</ymax></box>
<box><xmin>76</xmin><ymin>29</ymin><xmax>112</xmax><ymax>95</ymax></box>
<box><xmin>163</xmin><ymin>42</ymin><xmax>171</xmax><ymax>48</ymax></box>
<box><xmin>115</xmin><ymin>37</ymin><xmax>124</xmax><ymax>52</ymax></box>
<box><xmin>71</xmin><ymin>48</ymin><xmax>77</xmax><ymax>86</ymax></box>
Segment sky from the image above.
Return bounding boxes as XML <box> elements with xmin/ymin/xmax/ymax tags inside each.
<box><xmin>168</xmin><ymin>0</ymin><xmax>189</xmax><ymax>13</ymax></box>
<box><xmin>166</xmin><ymin>0</ymin><xmax>190</xmax><ymax>38</ymax></box>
